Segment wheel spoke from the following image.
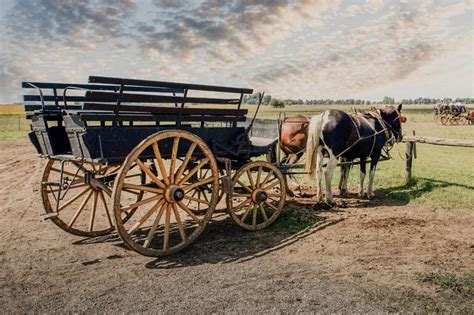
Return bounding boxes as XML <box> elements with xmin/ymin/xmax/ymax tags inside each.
<box><xmin>121</xmin><ymin>194</ymin><xmax>162</xmax><ymax>213</ymax></box>
<box><xmin>178</xmin><ymin>158</ymin><xmax>210</xmax><ymax>185</ymax></box>
<box><xmin>259</xmin><ymin>204</ymin><xmax>268</xmax><ymax>221</ymax></box>
<box><xmin>169</xmin><ymin>137</ymin><xmax>180</xmax><ymax>183</ymax></box>
<box><xmin>68</xmin><ymin>189</ymin><xmax>94</xmax><ymax>228</ymax></box>
<box><xmin>236</xmin><ymin>179</ymin><xmax>253</xmax><ymax>193</ymax></box>
<box><xmin>127</xmin><ymin>198</ymin><xmax>165</xmax><ymax>235</ymax></box>
<box><xmin>89</xmin><ymin>191</ymin><xmax>98</xmax><ymax>232</ymax></box>
<box><xmin>122</xmin><ymin>188</ymin><xmax>141</xmax><ymax>196</ymax></box>
<box><xmin>262</xmin><ymin>178</ymin><xmax>280</xmax><ymax>191</ymax></box>
<box><xmin>267</xmin><ymin>193</ymin><xmax>282</xmax><ymax>198</ymax></box>
<box><xmin>57</xmin><ymin>187</ymin><xmax>91</xmax><ymax>212</ymax></box>
<box><xmin>172</xmin><ymin>204</ymin><xmax>187</xmax><ymax>243</ymax></box>
<box><xmin>256</xmin><ymin>166</ymin><xmax>263</xmax><ymax>188</ymax></box>
<box><xmin>152</xmin><ymin>142</ymin><xmax>170</xmax><ymax>185</ymax></box>
<box><xmin>233</xmin><ymin>198</ymin><xmax>251</xmax><ymax>212</ymax></box>
<box><xmin>259</xmin><ymin>170</ymin><xmax>274</xmax><ymax>188</ymax></box>
<box><xmin>202</xmin><ymin>190</ymin><xmax>210</xmax><ymax>203</ymax></box>
<box><xmin>246</xmin><ymin>170</ymin><xmax>255</xmax><ymax>189</ymax></box>
<box><xmin>264</xmin><ymin>200</ymin><xmax>279</xmax><ymax>212</ymax></box>
<box><xmin>123</xmin><ymin>183</ymin><xmax>163</xmax><ymax>194</ymax></box>
<box><xmin>233</xmin><ymin>193</ymin><xmax>251</xmax><ymax>197</ymax></box>
<box><xmin>183</xmin><ymin>176</ymin><xmax>214</xmax><ymax>192</ymax></box>
<box><xmin>99</xmin><ymin>190</ymin><xmax>113</xmax><ymax>228</ymax></box>
<box><xmin>186</xmin><ymin>189</ymin><xmax>198</xmax><ymax>207</ymax></box>
<box><xmin>240</xmin><ymin>203</ymin><xmax>253</xmax><ymax>222</ymax></box>
<box><xmin>178</xmin><ymin>201</ymin><xmax>202</xmax><ymax>225</ymax></box>
<box><xmin>136</xmin><ymin>159</ymin><xmax>165</xmax><ymax>189</ymax></box>
<box><xmin>143</xmin><ymin>202</ymin><xmax>166</xmax><ymax>248</ymax></box>
<box><xmin>182</xmin><ymin>194</ymin><xmax>211</xmax><ymax>206</ymax></box>
<box><xmin>163</xmin><ymin>203</ymin><xmax>171</xmax><ymax>251</ymax></box>
<box><xmin>174</xmin><ymin>143</ymin><xmax>197</xmax><ymax>184</ymax></box>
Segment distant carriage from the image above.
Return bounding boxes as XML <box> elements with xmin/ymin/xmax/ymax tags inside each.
<box><xmin>23</xmin><ymin>76</ymin><xmax>286</xmax><ymax>257</ymax></box>
<box><xmin>434</xmin><ymin>103</ymin><xmax>469</xmax><ymax>125</ymax></box>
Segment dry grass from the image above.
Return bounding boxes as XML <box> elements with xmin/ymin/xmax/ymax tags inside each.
<box><xmin>0</xmin><ymin>104</ymin><xmax>24</xmax><ymax>115</ymax></box>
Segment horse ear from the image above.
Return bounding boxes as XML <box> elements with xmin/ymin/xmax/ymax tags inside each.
<box><xmin>397</xmin><ymin>103</ymin><xmax>403</xmax><ymax>112</ymax></box>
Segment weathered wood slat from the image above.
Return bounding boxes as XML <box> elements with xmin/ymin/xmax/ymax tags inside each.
<box><xmin>89</xmin><ymin>76</ymin><xmax>253</xmax><ymax>94</ymax></box>
<box><xmin>24</xmin><ymin>104</ymin><xmax>83</xmax><ymax>112</ymax></box>
<box><xmin>24</xmin><ymin>95</ymin><xmax>95</xmax><ymax>102</ymax></box>
<box><xmin>402</xmin><ymin>136</ymin><xmax>474</xmax><ymax>148</ymax></box>
<box><xmin>21</xmin><ymin>82</ymin><xmax>182</xmax><ymax>93</ymax></box>
<box><xmin>77</xmin><ymin>113</ymin><xmax>246</xmax><ymax>122</ymax></box>
<box><xmin>85</xmin><ymin>91</ymin><xmax>241</xmax><ymax>105</ymax></box>
<box><xmin>82</xmin><ymin>103</ymin><xmax>248</xmax><ymax>116</ymax></box>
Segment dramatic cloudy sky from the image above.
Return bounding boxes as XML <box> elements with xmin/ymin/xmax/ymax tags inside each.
<box><xmin>0</xmin><ymin>0</ymin><xmax>472</xmax><ymax>103</ymax></box>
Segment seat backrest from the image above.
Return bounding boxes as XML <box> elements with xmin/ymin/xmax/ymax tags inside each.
<box><xmin>22</xmin><ymin>76</ymin><xmax>253</xmax><ymax>125</ymax></box>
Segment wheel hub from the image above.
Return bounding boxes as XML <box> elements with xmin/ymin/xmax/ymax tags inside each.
<box><xmin>252</xmin><ymin>190</ymin><xmax>268</xmax><ymax>203</ymax></box>
<box><xmin>164</xmin><ymin>185</ymin><xmax>185</xmax><ymax>203</ymax></box>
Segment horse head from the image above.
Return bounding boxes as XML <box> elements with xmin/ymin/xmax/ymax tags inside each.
<box><xmin>380</xmin><ymin>104</ymin><xmax>405</xmax><ymax>142</ymax></box>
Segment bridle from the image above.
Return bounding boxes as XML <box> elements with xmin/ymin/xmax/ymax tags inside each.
<box><xmin>380</xmin><ymin>109</ymin><xmax>403</xmax><ymax>142</ymax></box>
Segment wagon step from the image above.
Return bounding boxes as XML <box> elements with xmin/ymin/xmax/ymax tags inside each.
<box><xmin>41</xmin><ymin>212</ymin><xmax>59</xmax><ymax>220</ymax></box>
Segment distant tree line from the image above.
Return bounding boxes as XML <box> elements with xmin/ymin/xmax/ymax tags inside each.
<box><xmin>243</xmin><ymin>93</ymin><xmax>474</xmax><ymax>108</ymax></box>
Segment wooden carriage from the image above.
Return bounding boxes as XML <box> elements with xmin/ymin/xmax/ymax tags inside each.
<box><xmin>23</xmin><ymin>76</ymin><xmax>286</xmax><ymax>256</ymax></box>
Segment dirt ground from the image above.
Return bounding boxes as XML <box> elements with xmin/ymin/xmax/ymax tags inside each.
<box><xmin>0</xmin><ymin>139</ymin><xmax>472</xmax><ymax>313</ymax></box>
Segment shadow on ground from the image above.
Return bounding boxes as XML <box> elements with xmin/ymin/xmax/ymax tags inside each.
<box><xmin>72</xmin><ymin>200</ymin><xmax>344</xmax><ymax>269</ymax></box>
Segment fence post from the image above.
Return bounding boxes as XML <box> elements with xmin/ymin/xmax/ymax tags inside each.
<box><xmin>405</xmin><ymin>141</ymin><xmax>414</xmax><ymax>184</ymax></box>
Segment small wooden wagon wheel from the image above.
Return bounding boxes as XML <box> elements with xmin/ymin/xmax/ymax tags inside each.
<box><xmin>227</xmin><ymin>161</ymin><xmax>286</xmax><ymax>231</ymax></box>
<box><xmin>41</xmin><ymin>160</ymin><xmax>143</xmax><ymax>237</ymax></box>
<box><xmin>440</xmin><ymin>114</ymin><xmax>449</xmax><ymax>125</ymax></box>
<box><xmin>112</xmin><ymin>130</ymin><xmax>219</xmax><ymax>257</ymax></box>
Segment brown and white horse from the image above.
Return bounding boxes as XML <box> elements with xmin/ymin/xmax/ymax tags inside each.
<box><xmin>305</xmin><ymin>105</ymin><xmax>405</xmax><ymax>203</ymax></box>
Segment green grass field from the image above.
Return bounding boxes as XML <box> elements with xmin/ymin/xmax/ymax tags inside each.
<box><xmin>1</xmin><ymin>103</ymin><xmax>472</xmax><ymax>209</ymax></box>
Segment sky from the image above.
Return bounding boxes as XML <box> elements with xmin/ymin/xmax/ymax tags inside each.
<box><xmin>0</xmin><ymin>0</ymin><xmax>473</xmax><ymax>103</ymax></box>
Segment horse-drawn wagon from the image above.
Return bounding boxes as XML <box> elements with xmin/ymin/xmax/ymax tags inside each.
<box><xmin>23</xmin><ymin>76</ymin><xmax>286</xmax><ymax>257</ymax></box>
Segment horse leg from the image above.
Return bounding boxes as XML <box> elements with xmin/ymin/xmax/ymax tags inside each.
<box><xmin>359</xmin><ymin>159</ymin><xmax>367</xmax><ymax>198</ymax></box>
<box><xmin>338</xmin><ymin>158</ymin><xmax>349</xmax><ymax>196</ymax></box>
<box><xmin>324</xmin><ymin>152</ymin><xmax>338</xmax><ymax>204</ymax></box>
<box><xmin>315</xmin><ymin>146</ymin><xmax>324</xmax><ymax>201</ymax></box>
<box><xmin>367</xmin><ymin>154</ymin><xmax>381</xmax><ymax>199</ymax></box>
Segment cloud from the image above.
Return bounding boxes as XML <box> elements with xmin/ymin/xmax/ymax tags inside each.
<box><xmin>137</xmin><ymin>0</ymin><xmax>341</xmax><ymax>63</ymax></box>
<box><xmin>0</xmin><ymin>0</ymin><xmax>472</xmax><ymax>103</ymax></box>
<box><xmin>249</xmin><ymin>2</ymin><xmax>472</xmax><ymax>99</ymax></box>
<box><xmin>5</xmin><ymin>0</ymin><xmax>136</xmax><ymax>48</ymax></box>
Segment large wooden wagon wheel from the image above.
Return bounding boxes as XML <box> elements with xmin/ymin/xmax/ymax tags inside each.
<box><xmin>112</xmin><ymin>130</ymin><xmax>219</xmax><ymax>257</ymax></box>
<box><xmin>227</xmin><ymin>161</ymin><xmax>286</xmax><ymax>231</ymax></box>
<box><xmin>41</xmin><ymin>160</ymin><xmax>144</xmax><ymax>237</ymax></box>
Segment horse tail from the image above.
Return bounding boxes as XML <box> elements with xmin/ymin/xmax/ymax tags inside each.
<box><xmin>305</xmin><ymin>113</ymin><xmax>324</xmax><ymax>179</ymax></box>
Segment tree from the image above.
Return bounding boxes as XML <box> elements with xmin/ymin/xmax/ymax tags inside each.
<box><xmin>382</xmin><ymin>96</ymin><xmax>395</xmax><ymax>104</ymax></box>
<box><xmin>263</xmin><ymin>95</ymin><xmax>272</xmax><ymax>105</ymax></box>
<box><xmin>270</xmin><ymin>98</ymin><xmax>285</xmax><ymax>108</ymax></box>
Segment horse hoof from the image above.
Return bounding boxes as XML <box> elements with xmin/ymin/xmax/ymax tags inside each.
<box><xmin>339</xmin><ymin>189</ymin><xmax>347</xmax><ymax>197</ymax></box>
<box><xmin>367</xmin><ymin>193</ymin><xmax>375</xmax><ymax>200</ymax></box>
